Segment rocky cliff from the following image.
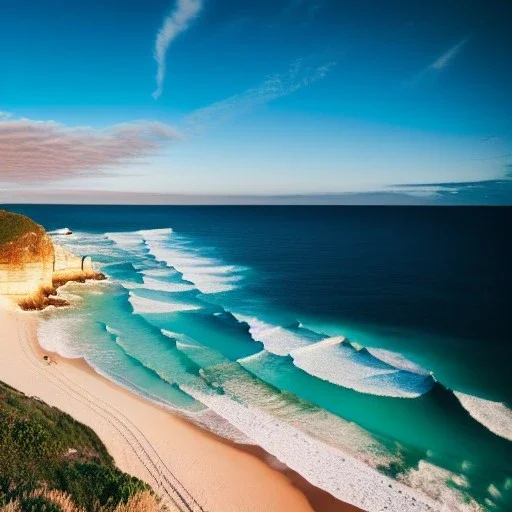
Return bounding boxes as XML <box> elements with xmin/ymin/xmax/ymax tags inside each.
<box><xmin>0</xmin><ymin>210</ymin><xmax>104</xmax><ymax>309</ymax></box>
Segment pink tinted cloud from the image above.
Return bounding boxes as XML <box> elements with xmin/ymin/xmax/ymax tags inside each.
<box><xmin>0</xmin><ymin>117</ymin><xmax>180</xmax><ymax>183</ymax></box>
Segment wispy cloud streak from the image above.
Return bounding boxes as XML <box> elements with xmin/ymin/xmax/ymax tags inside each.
<box><xmin>405</xmin><ymin>37</ymin><xmax>469</xmax><ymax>86</ymax></box>
<box><xmin>153</xmin><ymin>0</ymin><xmax>203</xmax><ymax>99</ymax></box>
<box><xmin>431</xmin><ymin>37</ymin><xmax>469</xmax><ymax>70</ymax></box>
<box><xmin>0</xmin><ymin>117</ymin><xmax>179</xmax><ymax>183</ymax></box>
<box><xmin>186</xmin><ymin>58</ymin><xmax>336</xmax><ymax>130</ymax></box>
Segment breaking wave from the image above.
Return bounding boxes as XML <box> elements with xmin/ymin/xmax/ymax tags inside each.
<box><xmin>141</xmin><ymin>230</ymin><xmax>245</xmax><ymax>294</ymax></box>
<box><xmin>128</xmin><ymin>292</ymin><xmax>201</xmax><ymax>314</ymax></box>
<box><xmin>235</xmin><ymin>314</ymin><xmax>435</xmax><ymax>398</ymax></box>
<box><xmin>454</xmin><ymin>391</ymin><xmax>512</xmax><ymax>442</ymax></box>
<box><xmin>233</xmin><ymin>314</ymin><xmax>324</xmax><ymax>356</ymax></box>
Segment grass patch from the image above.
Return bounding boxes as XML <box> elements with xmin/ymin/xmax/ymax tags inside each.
<box><xmin>0</xmin><ymin>380</ymin><xmax>158</xmax><ymax>511</ymax></box>
<box><xmin>0</xmin><ymin>210</ymin><xmax>40</xmax><ymax>247</ymax></box>
<box><xmin>0</xmin><ymin>210</ymin><xmax>54</xmax><ymax>266</ymax></box>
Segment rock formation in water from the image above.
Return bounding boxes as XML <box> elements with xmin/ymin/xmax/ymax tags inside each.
<box><xmin>0</xmin><ymin>210</ymin><xmax>105</xmax><ymax>309</ymax></box>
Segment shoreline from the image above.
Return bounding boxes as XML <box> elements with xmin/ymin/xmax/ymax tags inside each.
<box><xmin>0</xmin><ymin>300</ymin><xmax>358</xmax><ymax>512</ymax></box>
<box><xmin>31</xmin><ymin>310</ymin><xmax>359</xmax><ymax>512</ymax></box>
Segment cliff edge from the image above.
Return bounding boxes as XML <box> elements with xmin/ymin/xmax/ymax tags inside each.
<box><xmin>0</xmin><ymin>210</ymin><xmax>105</xmax><ymax>309</ymax></box>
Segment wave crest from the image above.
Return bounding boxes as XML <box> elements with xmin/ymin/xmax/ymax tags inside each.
<box><xmin>454</xmin><ymin>391</ymin><xmax>512</xmax><ymax>442</ymax></box>
<box><xmin>235</xmin><ymin>314</ymin><xmax>435</xmax><ymax>398</ymax></box>
<box><xmin>128</xmin><ymin>292</ymin><xmax>201</xmax><ymax>314</ymax></box>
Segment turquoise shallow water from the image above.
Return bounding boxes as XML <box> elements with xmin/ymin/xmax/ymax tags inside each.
<box><xmin>8</xmin><ymin>205</ymin><xmax>512</xmax><ymax>511</ymax></box>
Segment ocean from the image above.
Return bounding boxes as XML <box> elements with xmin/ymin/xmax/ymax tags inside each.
<box><xmin>7</xmin><ymin>205</ymin><xmax>512</xmax><ymax>511</ymax></box>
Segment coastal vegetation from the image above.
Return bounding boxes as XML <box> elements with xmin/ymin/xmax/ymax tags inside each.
<box><xmin>0</xmin><ymin>380</ymin><xmax>163</xmax><ymax>511</ymax></box>
<box><xmin>0</xmin><ymin>211</ymin><xmax>40</xmax><ymax>247</ymax></box>
<box><xmin>0</xmin><ymin>210</ymin><xmax>54</xmax><ymax>267</ymax></box>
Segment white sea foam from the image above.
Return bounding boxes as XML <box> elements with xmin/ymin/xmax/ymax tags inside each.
<box><xmin>175</xmin><ymin>341</ymin><xmax>203</xmax><ymax>351</ymax></box>
<box><xmin>160</xmin><ymin>329</ymin><xmax>179</xmax><ymax>339</ymax></box>
<box><xmin>52</xmin><ymin>291</ymin><xmax>83</xmax><ymax>304</ymax></box>
<box><xmin>173</xmin><ymin>264</ymin><xmax>240</xmax><ymax>275</ymax></box>
<box><xmin>137</xmin><ymin>228</ymin><xmax>173</xmax><ymax>238</ymax></box>
<box><xmin>291</xmin><ymin>335</ymin><xmax>346</xmax><ymax>353</ymax></box>
<box><xmin>106</xmin><ymin>232</ymin><xmax>146</xmax><ymax>252</ymax></box>
<box><xmin>181</xmin><ymin>386</ymin><xmax>437</xmax><ymax>512</ymax></box>
<box><xmin>128</xmin><ymin>292</ymin><xmax>201</xmax><ymax>314</ymax></box>
<box><xmin>105</xmin><ymin>325</ymin><xmax>120</xmax><ymax>337</ymax></box>
<box><xmin>141</xmin><ymin>268</ymin><xmax>178</xmax><ymax>277</ymax></box>
<box><xmin>400</xmin><ymin>461</ymin><xmax>483</xmax><ymax>512</ymax></box>
<box><xmin>201</xmin><ymin>360</ymin><xmax>391</xmax><ymax>457</ymax></box>
<box><xmin>450</xmin><ymin>474</ymin><xmax>470</xmax><ymax>489</ymax></box>
<box><xmin>49</xmin><ymin>227</ymin><xmax>72</xmax><ymax>235</ymax></box>
<box><xmin>488</xmin><ymin>484</ymin><xmax>502</xmax><ymax>499</ymax></box>
<box><xmin>55</xmin><ymin>232</ymin><xmax>116</xmax><ymax>260</ymax></box>
<box><xmin>165</xmin><ymin>262</ymin><xmax>239</xmax><ymax>293</ymax></box>
<box><xmin>151</xmin><ymin>252</ymin><xmax>216</xmax><ymax>268</ymax></box>
<box><xmin>234</xmin><ymin>314</ymin><xmax>316</xmax><ymax>355</ymax></box>
<box><xmin>161</xmin><ymin>329</ymin><xmax>199</xmax><ymax>349</ymax></box>
<box><xmin>48</xmin><ymin>281</ymin><xmax>86</xmax><ymax>304</ymax></box>
<box><xmin>237</xmin><ymin>350</ymin><xmax>268</xmax><ymax>364</ymax></box>
<box><xmin>147</xmin><ymin>250</ymin><xmax>241</xmax><ymax>293</ymax></box>
<box><xmin>180</xmin><ymin>276</ymin><xmax>237</xmax><ymax>294</ymax></box>
<box><xmin>117</xmin><ymin>280</ymin><xmax>141</xmax><ymax>290</ymax></box>
<box><xmin>56</xmin><ymin>281</ymin><xmax>111</xmax><ymax>300</ymax></box>
<box><xmin>105</xmin><ymin>228</ymin><xmax>246</xmax><ymax>294</ymax></box>
<box><xmin>161</xmin><ymin>330</ymin><xmax>207</xmax><ymax>354</ymax></box>
<box><xmin>190</xmin><ymin>408</ymin><xmax>253</xmax><ymax>445</ymax></box>
<box><xmin>454</xmin><ymin>391</ymin><xmax>512</xmax><ymax>442</ymax></box>
<box><xmin>171</xmin><ymin>266</ymin><xmax>240</xmax><ymax>293</ymax></box>
<box><xmin>484</xmin><ymin>498</ymin><xmax>496</xmax><ymax>509</ymax></box>
<box><xmin>141</xmin><ymin>276</ymin><xmax>195</xmax><ymax>293</ymax></box>
<box><xmin>38</xmin><ymin>316</ymin><xmax>86</xmax><ymax>359</ymax></box>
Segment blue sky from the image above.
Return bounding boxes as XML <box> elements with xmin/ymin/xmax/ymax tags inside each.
<box><xmin>0</xmin><ymin>0</ymin><xmax>511</xmax><ymax>204</ymax></box>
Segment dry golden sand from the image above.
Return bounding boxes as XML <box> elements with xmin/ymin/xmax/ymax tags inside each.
<box><xmin>0</xmin><ymin>300</ymin><xmax>359</xmax><ymax>512</ymax></box>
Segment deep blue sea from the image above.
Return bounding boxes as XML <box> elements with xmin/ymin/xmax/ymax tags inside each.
<box><xmin>7</xmin><ymin>205</ymin><xmax>512</xmax><ymax>511</ymax></box>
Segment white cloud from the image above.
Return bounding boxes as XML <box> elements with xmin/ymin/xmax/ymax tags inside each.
<box><xmin>153</xmin><ymin>0</ymin><xmax>204</xmax><ymax>99</ymax></box>
<box><xmin>186</xmin><ymin>58</ymin><xmax>336</xmax><ymax>130</ymax></box>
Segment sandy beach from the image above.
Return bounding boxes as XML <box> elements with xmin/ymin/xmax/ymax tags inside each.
<box><xmin>0</xmin><ymin>300</ymin><xmax>357</xmax><ymax>512</ymax></box>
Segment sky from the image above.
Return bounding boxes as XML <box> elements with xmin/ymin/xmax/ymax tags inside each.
<box><xmin>0</xmin><ymin>0</ymin><xmax>511</xmax><ymax>204</ymax></box>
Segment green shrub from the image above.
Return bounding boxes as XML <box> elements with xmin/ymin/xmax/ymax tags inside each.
<box><xmin>0</xmin><ymin>210</ymin><xmax>39</xmax><ymax>246</ymax></box>
<box><xmin>0</xmin><ymin>381</ymin><xmax>151</xmax><ymax>511</ymax></box>
<box><xmin>54</xmin><ymin>463</ymin><xmax>148</xmax><ymax>511</ymax></box>
<box><xmin>19</xmin><ymin>496</ymin><xmax>63</xmax><ymax>512</ymax></box>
